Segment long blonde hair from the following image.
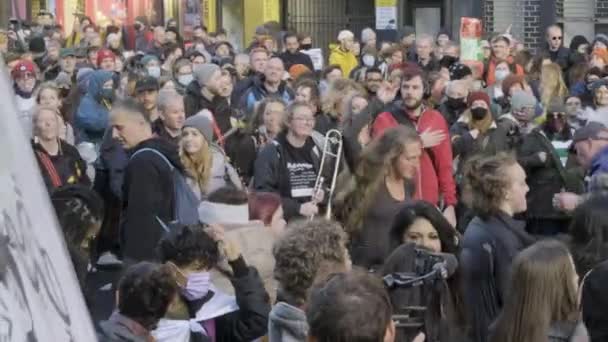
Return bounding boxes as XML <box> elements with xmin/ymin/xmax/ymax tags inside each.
<box><xmin>540</xmin><ymin>63</ymin><xmax>567</xmax><ymax>107</ymax></box>
<box><xmin>491</xmin><ymin>240</ymin><xmax>579</xmax><ymax>342</ymax></box>
<box><xmin>179</xmin><ymin>130</ymin><xmax>213</xmax><ymax>192</ymax></box>
<box><xmin>322</xmin><ymin>78</ymin><xmax>366</xmax><ymax>120</ymax></box>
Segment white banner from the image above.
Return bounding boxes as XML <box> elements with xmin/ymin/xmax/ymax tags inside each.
<box><xmin>0</xmin><ymin>59</ymin><xmax>97</xmax><ymax>341</ymax></box>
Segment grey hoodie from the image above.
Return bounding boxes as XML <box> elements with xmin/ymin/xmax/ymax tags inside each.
<box><xmin>268</xmin><ymin>302</ymin><xmax>308</xmax><ymax>342</ymax></box>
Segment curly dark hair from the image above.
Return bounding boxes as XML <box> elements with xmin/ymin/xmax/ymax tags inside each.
<box><xmin>388</xmin><ymin>201</ymin><xmax>460</xmax><ymax>255</ymax></box>
<box><xmin>272</xmin><ymin>219</ymin><xmax>348</xmax><ymax>306</ymax></box>
<box><xmin>157</xmin><ymin>224</ymin><xmax>220</xmax><ymax>269</ymax></box>
<box><xmin>118</xmin><ymin>262</ymin><xmax>178</xmax><ymax>331</ymax></box>
<box><xmin>569</xmin><ymin>194</ymin><xmax>608</xmax><ymax>276</ymax></box>
<box><xmin>462</xmin><ymin>152</ymin><xmax>518</xmax><ymax>219</ymax></box>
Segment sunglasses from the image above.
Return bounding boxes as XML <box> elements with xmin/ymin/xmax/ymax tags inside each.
<box><xmin>552</xmin><ymin>36</ymin><xmax>562</xmax><ymax>41</ymax></box>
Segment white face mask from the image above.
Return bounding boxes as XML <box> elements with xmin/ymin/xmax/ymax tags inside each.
<box><xmin>178</xmin><ymin>74</ymin><xmax>194</xmax><ymax>86</ymax></box>
<box><xmin>147</xmin><ymin>66</ymin><xmax>161</xmax><ymax>78</ymax></box>
<box><xmin>362</xmin><ymin>54</ymin><xmax>376</xmax><ymax>67</ymax></box>
<box><xmin>495</xmin><ymin>69</ymin><xmax>510</xmax><ymax>82</ymax></box>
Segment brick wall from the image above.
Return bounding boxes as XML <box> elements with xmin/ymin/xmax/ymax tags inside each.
<box><xmin>522</xmin><ymin>0</ymin><xmax>542</xmax><ymax>51</ymax></box>
<box><xmin>598</xmin><ymin>0</ymin><xmax>608</xmax><ymax>18</ymax></box>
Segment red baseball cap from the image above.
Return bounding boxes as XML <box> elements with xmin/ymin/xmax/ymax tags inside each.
<box><xmin>97</xmin><ymin>49</ymin><xmax>116</xmax><ymax>65</ymax></box>
<box><xmin>11</xmin><ymin>59</ymin><xmax>36</xmax><ymax>79</ymax></box>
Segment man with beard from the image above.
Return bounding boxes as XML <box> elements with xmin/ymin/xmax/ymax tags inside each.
<box><xmin>134</xmin><ymin>76</ymin><xmax>160</xmax><ymax>122</ymax></box>
<box><xmin>279</xmin><ymin>32</ymin><xmax>314</xmax><ymax>72</ymax></box>
<box><xmin>372</xmin><ymin>66</ymin><xmax>458</xmax><ymax>227</ymax></box>
<box><xmin>231</xmin><ymin>48</ymin><xmax>269</xmax><ymax>105</ymax></box>
<box><xmin>438</xmin><ymin>79</ymin><xmax>469</xmax><ymax>126</ymax></box>
<box><xmin>239</xmin><ymin>57</ymin><xmax>294</xmax><ymax>114</ymax></box>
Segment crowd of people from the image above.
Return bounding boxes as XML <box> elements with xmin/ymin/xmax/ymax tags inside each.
<box><xmin>7</xmin><ymin>8</ymin><xmax>608</xmax><ymax>342</ymax></box>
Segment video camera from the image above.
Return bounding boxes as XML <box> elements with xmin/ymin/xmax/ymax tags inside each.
<box><xmin>382</xmin><ymin>247</ymin><xmax>458</xmax><ymax>341</ymax></box>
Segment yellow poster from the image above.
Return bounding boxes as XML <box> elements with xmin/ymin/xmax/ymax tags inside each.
<box><xmin>263</xmin><ymin>0</ymin><xmax>280</xmax><ymax>22</ymax></box>
<box><xmin>202</xmin><ymin>0</ymin><xmax>217</xmax><ymax>31</ymax></box>
<box><xmin>375</xmin><ymin>0</ymin><xmax>397</xmax><ymax>7</ymax></box>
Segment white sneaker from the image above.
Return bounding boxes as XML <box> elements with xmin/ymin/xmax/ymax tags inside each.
<box><xmin>96</xmin><ymin>251</ymin><xmax>123</xmax><ymax>267</ymax></box>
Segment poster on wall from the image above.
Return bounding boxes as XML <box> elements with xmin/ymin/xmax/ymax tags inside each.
<box><xmin>375</xmin><ymin>0</ymin><xmax>397</xmax><ymax>30</ymax></box>
<box><xmin>182</xmin><ymin>0</ymin><xmax>201</xmax><ymax>40</ymax></box>
<box><xmin>460</xmin><ymin>17</ymin><xmax>484</xmax><ymax>78</ymax></box>
<box><xmin>0</xmin><ymin>60</ymin><xmax>97</xmax><ymax>341</ymax></box>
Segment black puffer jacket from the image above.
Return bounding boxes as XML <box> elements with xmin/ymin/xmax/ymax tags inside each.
<box><xmin>121</xmin><ymin>138</ymin><xmax>182</xmax><ymax>262</ymax></box>
<box><xmin>517</xmin><ymin>127</ymin><xmax>584</xmax><ymax>220</ymax></box>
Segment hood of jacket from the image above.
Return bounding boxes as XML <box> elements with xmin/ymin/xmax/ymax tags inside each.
<box><xmin>98</xmin><ymin>314</ymin><xmax>151</xmax><ymax>342</ymax></box>
<box><xmin>268</xmin><ymin>302</ymin><xmax>309</xmax><ymax>341</ymax></box>
<box><xmin>132</xmin><ymin>137</ymin><xmax>185</xmax><ymax>173</ymax></box>
<box><xmin>87</xmin><ymin>70</ymin><xmax>114</xmax><ymax>102</ymax></box>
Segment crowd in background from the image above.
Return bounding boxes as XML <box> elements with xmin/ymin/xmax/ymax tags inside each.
<box><xmin>6</xmin><ymin>8</ymin><xmax>608</xmax><ymax>342</ymax></box>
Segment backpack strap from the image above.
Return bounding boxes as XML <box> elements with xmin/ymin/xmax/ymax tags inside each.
<box><xmin>36</xmin><ymin>151</ymin><xmax>63</xmax><ymax>188</ymax></box>
<box><xmin>130</xmin><ymin>148</ymin><xmax>174</xmax><ymax>170</ymax></box>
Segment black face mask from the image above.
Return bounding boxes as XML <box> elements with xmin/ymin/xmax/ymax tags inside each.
<box><xmin>446</xmin><ymin>97</ymin><xmax>467</xmax><ymax>111</ymax></box>
<box><xmin>301</xmin><ymin>43</ymin><xmax>312</xmax><ymax>50</ymax></box>
<box><xmin>470</xmin><ymin>107</ymin><xmax>488</xmax><ymax>120</ymax></box>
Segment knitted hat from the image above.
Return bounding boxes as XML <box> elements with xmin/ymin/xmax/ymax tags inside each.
<box><xmin>337</xmin><ymin>30</ymin><xmax>354</xmax><ymax>42</ymax></box>
<box><xmin>97</xmin><ymin>49</ymin><xmax>115</xmax><ymax>65</ymax></box>
<box><xmin>590</xmin><ymin>79</ymin><xmax>608</xmax><ymax>93</ymax></box>
<box><xmin>140</xmin><ymin>54</ymin><xmax>159</xmax><ymax>67</ymax></box>
<box><xmin>183</xmin><ymin>112</ymin><xmax>214</xmax><ymax>143</ymax></box>
<box><xmin>193</xmin><ymin>63</ymin><xmax>221</xmax><ymax>87</ymax></box>
<box><xmin>28</xmin><ymin>35</ymin><xmax>46</xmax><ymax>54</ymax></box>
<box><xmin>289</xmin><ymin>64</ymin><xmax>311</xmax><ymax>79</ymax></box>
<box><xmin>510</xmin><ymin>90</ymin><xmax>538</xmax><ymax>112</ymax></box>
<box><xmin>255</xmin><ymin>25</ymin><xmax>269</xmax><ymax>36</ymax></box>
<box><xmin>502</xmin><ymin>74</ymin><xmax>526</xmax><ymax>96</ymax></box>
<box><xmin>11</xmin><ymin>59</ymin><xmax>36</xmax><ymax>79</ymax></box>
<box><xmin>60</xmin><ymin>48</ymin><xmax>76</xmax><ymax>58</ymax></box>
<box><xmin>593</xmin><ymin>33</ymin><xmax>608</xmax><ymax>49</ymax></box>
<box><xmin>468</xmin><ymin>91</ymin><xmax>491</xmax><ymax>108</ymax></box>
<box><xmin>135</xmin><ymin>76</ymin><xmax>159</xmax><ymax>93</ymax></box>
<box><xmin>449</xmin><ymin>63</ymin><xmax>472</xmax><ymax>80</ymax></box>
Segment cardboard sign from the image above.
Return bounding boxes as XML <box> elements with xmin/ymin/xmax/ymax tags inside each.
<box><xmin>0</xmin><ymin>58</ymin><xmax>97</xmax><ymax>341</ymax></box>
<box><xmin>301</xmin><ymin>48</ymin><xmax>324</xmax><ymax>71</ymax></box>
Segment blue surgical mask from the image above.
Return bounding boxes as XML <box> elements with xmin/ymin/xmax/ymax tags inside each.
<box><xmin>147</xmin><ymin>66</ymin><xmax>161</xmax><ymax>78</ymax></box>
<box><xmin>178</xmin><ymin>74</ymin><xmax>194</xmax><ymax>86</ymax></box>
<box><xmin>181</xmin><ymin>271</ymin><xmax>210</xmax><ymax>301</ymax></box>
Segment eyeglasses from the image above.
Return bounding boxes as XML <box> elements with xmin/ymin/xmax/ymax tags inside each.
<box><xmin>552</xmin><ymin>36</ymin><xmax>562</xmax><ymax>41</ymax></box>
<box><xmin>293</xmin><ymin>117</ymin><xmax>315</xmax><ymax>123</ymax></box>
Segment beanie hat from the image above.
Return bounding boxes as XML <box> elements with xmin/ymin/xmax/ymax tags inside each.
<box><xmin>289</xmin><ymin>64</ymin><xmax>312</xmax><ymax>79</ymax></box>
<box><xmin>183</xmin><ymin>112</ymin><xmax>214</xmax><ymax>143</ymax></box>
<box><xmin>337</xmin><ymin>30</ymin><xmax>354</xmax><ymax>42</ymax></box>
<box><xmin>570</xmin><ymin>35</ymin><xmax>590</xmax><ymax>52</ymax></box>
<box><xmin>593</xmin><ymin>34</ymin><xmax>608</xmax><ymax>49</ymax></box>
<box><xmin>502</xmin><ymin>74</ymin><xmax>526</xmax><ymax>96</ymax></box>
<box><xmin>361</xmin><ymin>28</ymin><xmax>376</xmax><ymax>44</ymax></box>
<box><xmin>140</xmin><ymin>54</ymin><xmax>159</xmax><ymax>67</ymax></box>
<box><xmin>510</xmin><ymin>90</ymin><xmax>538</xmax><ymax>111</ymax></box>
<box><xmin>28</xmin><ymin>36</ymin><xmax>46</xmax><ymax>54</ymax></box>
<box><xmin>193</xmin><ymin>63</ymin><xmax>221</xmax><ymax>87</ymax></box>
<box><xmin>97</xmin><ymin>49</ymin><xmax>115</xmax><ymax>65</ymax></box>
<box><xmin>468</xmin><ymin>91</ymin><xmax>491</xmax><ymax>108</ymax></box>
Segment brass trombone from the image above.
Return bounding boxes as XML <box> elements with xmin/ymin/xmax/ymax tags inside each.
<box><xmin>310</xmin><ymin>129</ymin><xmax>343</xmax><ymax>220</ymax></box>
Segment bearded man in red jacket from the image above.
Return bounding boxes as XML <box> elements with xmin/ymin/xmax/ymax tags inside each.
<box><xmin>372</xmin><ymin>66</ymin><xmax>458</xmax><ymax>227</ymax></box>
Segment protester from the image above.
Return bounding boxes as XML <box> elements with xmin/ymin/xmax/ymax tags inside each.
<box><xmin>98</xmin><ymin>262</ymin><xmax>178</xmax><ymax>342</ymax></box>
<box><xmin>485</xmin><ymin>35</ymin><xmax>525</xmax><ymax>86</ymax></box>
<box><xmin>75</xmin><ymin>69</ymin><xmax>114</xmax><ymax>145</ymax></box>
<box><xmin>269</xmin><ymin>219</ymin><xmax>351</xmax><ymax>342</ymax></box>
<box><xmin>32</xmin><ymin>105</ymin><xmax>90</xmax><ymax>191</ymax></box>
<box><xmin>329</xmin><ymin>30</ymin><xmax>358</xmax><ymax>77</ymax></box>
<box><xmin>543</xmin><ymin>25</ymin><xmax>571</xmax><ymax>70</ymax></box>
<box><xmin>569</xmin><ymin>194</ymin><xmax>608</xmax><ymax>277</ymax></box>
<box><xmin>336</xmin><ymin>125</ymin><xmax>421</xmax><ymax>269</ymax></box>
<box><xmin>155</xmin><ymin>223</ymin><xmax>270</xmax><ymax>341</ymax></box>
<box><xmin>36</xmin><ymin>82</ymin><xmax>75</xmax><ymax>144</ymax></box>
<box><xmin>180</xmin><ymin>113</ymin><xmax>241</xmax><ymax>199</ymax></box>
<box><xmin>373</xmin><ymin>66</ymin><xmax>458</xmax><ymax>227</ymax></box>
<box><xmin>134</xmin><ymin>76</ymin><xmax>160</xmax><ymax>121</ymax></box>
<box><xmin>439</xmin><ymin>79</ymin><xmax>470</xmax><ymax>126</ymax></box>
<box><xmin>279</xmin><ymin>32</ymin><xmax>314</xmax><ymax>72</ymax></box>
<box><xmin>239</xmin><ymin>56</ymin><xmax>294</xmax><ymax>114</ymax></box>
<box><xmin>306</xmin><ymin>270</ymin><xmax>398</xmax><ymax>342</ymax></box>
<box><xmin>153</xmin><ymin>89</ymin><xmax>185</xmax><ymax>145</ymax></box>
<box><xmin>12</xmin><ymin>59</ymin><xmax>39</xmax><ymax>136</ymax></box>
<box><xmin>490</xmin><ymin>240</ymin><xmax>587</xmax><ymax>342</ymax></box>
<box><xmin>582</xmin><ymin>254</ymin><xmax>608</xmax><ymax>342</ymax></box>
<box><xmin>253</xmin><ymin>101</ymin><xmax>324</xmax><ymax>221</ymax></box>
<box><xmin>461</xmin><ymin>152</ymin><xmax>535</xmax><ymax>342</ymax></box>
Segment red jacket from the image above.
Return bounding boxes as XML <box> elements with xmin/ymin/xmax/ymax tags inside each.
<box><xmin>372</xmin><ymin>106</ymin><xmax>457</xmax><ymax>206</ymax></box>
